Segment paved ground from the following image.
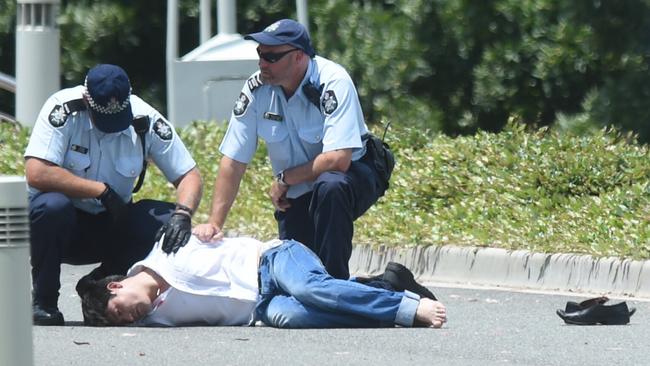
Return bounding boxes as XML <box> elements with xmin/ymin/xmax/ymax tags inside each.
<box><xmin>29</xmin><ymin>264</ymin><xmax>649</xmax><ymax>366</ymax></box>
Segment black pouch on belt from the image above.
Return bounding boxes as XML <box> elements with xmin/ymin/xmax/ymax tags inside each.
<box><xmin>362</xmin><ymin>133</ymin><xmax>395</xmax><ymax>195</ymax></box>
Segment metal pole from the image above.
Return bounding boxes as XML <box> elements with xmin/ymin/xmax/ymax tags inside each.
<box><xmin>296</xmin><ymin>0</ymin><xmax>309</xmax><ymax>34</ymax></box>
<box><xmin>0</xmin><ymin>176</ymin><xmax>33</xmax><ymax>366</ymax></box>
<box><xmin>217</xmin><ymin>0</ymin><xmax>236</xmax><ymax>34</ymax></box>
<box><xmin>166</xmin><ymin>0</ymin><xmax>178</xmax><ymax>119</ymax></box>
<box><xmin>199</xmin><ymin>0</ymin><xmax>211</xmax><ymax>44</ymax></box>
<box><xmin>0</xmin><ymin>72</ymin><xmax>16</xmax><ymax>93</ymax></box>
<box><xmin>15</xmin><ymin>0</ymin><xmax>60</xmax><ymax>127</ymax></box>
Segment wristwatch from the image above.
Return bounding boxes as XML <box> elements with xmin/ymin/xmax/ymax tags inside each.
<box><xmin>175</xmin><ymin>203</ymin><xmax>194</xmax><ymax>217</ymax></box>
<box><xmin>275</xmin><ymin>170</ymin><xmax>289</xmax><ymax>187</ymax></box>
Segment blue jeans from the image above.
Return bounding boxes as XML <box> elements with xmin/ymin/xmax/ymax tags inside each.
<box><xmin>255</xmin><ymin>240</ymin><xmax>420</xmax><ymax>328</ymax></box>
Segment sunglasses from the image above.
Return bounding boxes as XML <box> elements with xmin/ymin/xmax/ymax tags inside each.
<box><xmin>257</xmin><ymin>48</ymin><xmax>300</xmax><ymax>63</ymax></box>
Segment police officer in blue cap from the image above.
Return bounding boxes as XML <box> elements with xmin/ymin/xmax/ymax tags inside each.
<box><xmin>194</xmin><ymin>19</ymin><xmax>385</xmax><ymax>280</ymax></box>
<box><xmin>25</xmin><ymin>64</ymin><xmax>203</xmax><ymax>325</ymax></box>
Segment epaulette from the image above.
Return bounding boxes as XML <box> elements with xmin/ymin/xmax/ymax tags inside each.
<box><xmin>246</xmin><ymin>73</ymin><xmax>264</xmax><ymax>92</ymax></box>
<box><xmin>63</xmin><ymin>98</ymin><xmax>87</xmax><ymax>114</ymax></box>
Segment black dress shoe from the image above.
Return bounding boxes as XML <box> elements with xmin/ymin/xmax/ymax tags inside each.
<box><xmin>565</xmin><ymin>296</ymin><xmax>609</xmax><ymax>313</ymax></box>
<box><xmin>557</xmin><ymin>300</ymin><xmax>636</xmax><ymax>325</ymax></box>
<box><xmin>33</xmin><ymin>304</ymin><xmax>64</xmax><ymax>326</ymax></box>
<box><xmin>382</xmin><ymin>262</ymin><xmax>437</xmax><ymax>300</ymax></box>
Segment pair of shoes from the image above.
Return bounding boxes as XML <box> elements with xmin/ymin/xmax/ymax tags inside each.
<box><xmin>556</xmin><ymin>297</ymin><xmax>636</xmax><ymax>325</ymax></box>
<box><xmin>382</xmin><ymin>262</ymin><xmax>437</xmax><ymax>300</ymax></box>
<box><xmin>33</xmin><ymin>303</ymin><xmax>64</xmax><ymax>326</ymax></box>
<box><xmin>565</xmin><ymin>296</ymin><xmax>608</xmax><ymax>313</ymax></box>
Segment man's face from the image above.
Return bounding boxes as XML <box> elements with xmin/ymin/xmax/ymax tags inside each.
<box><xmin>105</xmin><ymin>281</ymin><xmax>153</xmax><ymax>325</ymax></box>
<box><xmin>257</xmin><ymin>44</ymin><xmax>300</xmax><ymax>85</ymax></box>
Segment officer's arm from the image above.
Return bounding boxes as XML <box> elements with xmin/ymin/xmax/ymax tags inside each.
<box><xmin>171</xmin><ymin>166</ymin><xmax>203</xmax><ymax>215</ymax></box>
<box><xmin>208</xmin><ymin>156</ymin><xmax>248</xmax><ymax>229</ymax></box>
<box><xmin>192</xmin><ymin>156</ymin><xmax>247</xmax><ymax>242</ymax></box>
<box><xmin>25</xmin><ymin>157</ymin><xmax>106</xmax><ymax>198</ymax></box>
<box><xmin>281</xmin><ymin>149</ymin><xmax>352</xmax><ymax>186</ymax></box>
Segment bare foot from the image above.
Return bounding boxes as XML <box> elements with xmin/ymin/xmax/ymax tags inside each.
<box><xmin>415</xmin><ymin>298</ymin><xmax>447</xmax><ymax>328</ymax></box>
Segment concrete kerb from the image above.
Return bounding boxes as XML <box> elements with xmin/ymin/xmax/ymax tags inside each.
<box><xmin>350</xmin><ymin>244</ymin><xmax>650</xmax><ymax>299</ymax></box>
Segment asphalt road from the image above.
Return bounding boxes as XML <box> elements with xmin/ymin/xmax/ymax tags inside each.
<box><xmin>31</xmin><ymin>264</ymin><xmax>649</xmax><ymax>366</ymax></box>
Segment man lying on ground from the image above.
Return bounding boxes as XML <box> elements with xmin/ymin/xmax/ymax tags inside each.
<box><xmin>77</xmin><ymin>235</ymin><xmax>447</xmax><ymax>328</ymax></box>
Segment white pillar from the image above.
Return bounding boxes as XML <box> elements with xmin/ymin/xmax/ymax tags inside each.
<box><xmin>0</xmin><ymin>176</ymin><xmax>33</xmax><ymax>366</ymax></box>
<box><xmin>296</xmin><ymin>0</ymin><xmax>309</xmax><ymax>34</ymax></box>
<box><xmin>217</xmin><ymin>0</ymin><xmax>237</xmax><ymax>34</ymax></box>
<box><xmin>199</xmin><ymin>0</ymin><xmax>211</xmax><ymax>44</ymax></box>
<box><xmin>15</xmin><ymin>0</ymin><xmax>60</xmax><ymax>127</ymax></box>
<box><xmin>166</xmin><ymin>0</ymin><xmax>179</xmax><ymax>120</ymax></box>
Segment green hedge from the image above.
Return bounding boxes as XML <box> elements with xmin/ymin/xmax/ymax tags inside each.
<box><xmin>2</xmin><ymin>121</ymin><xmax>649</xmax><ymax>258</ymax></box>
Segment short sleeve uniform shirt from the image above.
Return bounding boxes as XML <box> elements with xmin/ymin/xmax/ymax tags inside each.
<box><xmin>219</xmin><ymin>56</ymin><xmax>369</xmax><ymax>198</ymax></box>
<box><xmin>24</xmin><ymin>85</ymin><xmax>196</xmax><ymax>213</ymax></box>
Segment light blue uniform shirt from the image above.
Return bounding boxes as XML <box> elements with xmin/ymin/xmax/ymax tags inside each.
<box><xmin>24</xmin><ymin>85</ymin><xmax>196</xmax><ymax>214</ymax></box>
<box><xmin>219</xmin><ymin>56</ymin><xmax>369</xmax><ymax>198</ymax></box>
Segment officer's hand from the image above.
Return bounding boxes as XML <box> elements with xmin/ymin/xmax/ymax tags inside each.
<box><xmin>155</xmin><ymin>212</ymin><xmax>192</xmax><ymax>254</ymax></box>
<box><xmin>192</xmin><ymin>223</ymin><xmax>224</xmax><ymax>243</ymax></box>
<box><xmin>98</xmin><ymin>183</ymin><xmax>128</xmax><ymax>223</ymax></box>
<box><xmin>269</xmin><ymin>182</ymin><xmax>291</xmax><ymax>211</ymax></box>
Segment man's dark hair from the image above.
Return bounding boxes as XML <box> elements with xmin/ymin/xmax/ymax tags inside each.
<box><xmin>76</xmin><ymin>274</ymin><xmax>127</xmax><ymax>326</ymax></box>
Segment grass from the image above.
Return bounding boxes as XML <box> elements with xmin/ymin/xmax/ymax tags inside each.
<box><xmin>2</xmin><ymin>120</ymin><xmax>649</xmax><ymax>259</ymax></box>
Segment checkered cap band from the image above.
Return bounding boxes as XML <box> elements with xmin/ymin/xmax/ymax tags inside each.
<box><xmin>83</xmin><ymin>77</ymin><xmax>131</xmax><ymax>115</ymax></box>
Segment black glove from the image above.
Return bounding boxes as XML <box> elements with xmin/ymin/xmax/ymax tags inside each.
<box><xmin>156</xmin><ymin>212</ymin><xmax>192</xmax><ymax>254</ymax></box>
<box><xmin>97</xmin><ymin>183</ymin><xmax>128</xmax><ymax>224</ymax></box>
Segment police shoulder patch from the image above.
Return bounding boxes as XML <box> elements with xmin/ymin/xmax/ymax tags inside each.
<box><xmin>153</xmin><ymin>118</ymin><xmax>173</xmax><ymax>141</ymax></box>
<box><xmin>246</xmin><ymin>73</ymin><xmax>264</xmax><ymax>92</ymax></box>
<box><xmin>322</xmin><ymin>90</ymin><xmax>338</xmax><ymax>115</ymax></box>
<box><xmin>48</xmin><ymin>105</ymin><xmax>68</xmax><ymax>127</ymax></box>
<box><xmin>233</xmin><ymin>92</ymin><xmax>250</xmax><ymax>117</ymax></box>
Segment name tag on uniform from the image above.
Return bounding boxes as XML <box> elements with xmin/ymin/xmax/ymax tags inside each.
<box><xmin>263</xmin><ymin>112</ymin><xmax>283</xmax><ymax>122</ymax></box>
<box><xmin>70</xmin><ymin>144</ymin><xmax>88</xmax><ymax>154</ymax></box>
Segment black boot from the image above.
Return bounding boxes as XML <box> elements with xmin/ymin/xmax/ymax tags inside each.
<box><xmin>33</xmin><ymin>299</ymin><xmax>64</xmax><ymax>326</ymax></box>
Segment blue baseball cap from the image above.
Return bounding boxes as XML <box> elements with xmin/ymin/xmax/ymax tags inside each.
<box><xmin>83</xmin><ymin>64</ymin><xmax>133</xmax><ymax>133</ymax></box>
<box><xmin>244</xmin><ymin>19</ymin><xmax>316</xmax><ymax>58</ymax></box>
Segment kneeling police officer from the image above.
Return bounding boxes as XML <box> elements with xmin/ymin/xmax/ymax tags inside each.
<box><xmin>24</xmin><ymin>64</ymin><xmax>203</xmax><ymax>325</ymax></box>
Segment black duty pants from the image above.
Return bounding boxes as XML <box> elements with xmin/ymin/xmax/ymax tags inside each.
<box><xmin>275</xmin><ymin>157</ymin><xmax>383</xmax><ymax>280</ymax></box>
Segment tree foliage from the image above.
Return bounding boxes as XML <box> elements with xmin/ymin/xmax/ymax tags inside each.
<box><xmin>1</xmin><ymin>0</ymin><xmax>649</xmax><ymax>141</ymax></box>
<box><xmin>311</xmin><ymin>0</ymin><xmax>650</xmax><ymax>141</ymax></box>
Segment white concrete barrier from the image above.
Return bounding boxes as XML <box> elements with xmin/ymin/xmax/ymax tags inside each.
<box><xmin>350</xmin><ymin>244</ymin><xmax>650</xmax><ymax>298</ymax></box>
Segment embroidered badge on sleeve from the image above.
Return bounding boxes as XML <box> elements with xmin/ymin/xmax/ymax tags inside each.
<box><xmin>153</xmin><ymin>118</ymin><xmax>173</xmax><ymax>141</ymax></box>
<box><xmin>322</xmin><ymin>90</ymin><xmax>338</xmax><ymax>115</ymax></box>
<box><xmin>233</xmin><ymin>92</ymin><xmax>250</xmax><ymax>117</ymax></box>
<box><xmin>48</xmin><ymin>105</ymin><xmax>68</xmax><ymax>127</ymax></box>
